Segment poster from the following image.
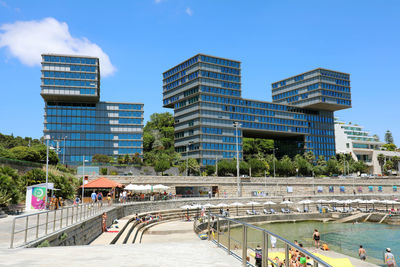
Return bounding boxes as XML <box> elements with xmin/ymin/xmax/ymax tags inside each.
<box><xmin>368</xmin><ymin>186</ymin><xmax>373</xmax><ymax>192</ymax></box>
<box><xmin>287</xmin><ymin>186</ymin><xmax>293</xmax><ymax>193</ymax></box>
<box><xmin>393</xmin><ymin>186</ymin><xmax>397</xmax><ymax>192</ymax></box>
<box><xmin>317</xmin><ymin>186</ymin><xmax>323</xmax><ymax>193</ymax></box>
<box><xmin>358</xmin><ymin>186</ymin><xmax>363</xmax><ymax>193</ymax></box>
<box><xmin>31</xmin><ymin>187</ymin><xmax>46</xmax><ymax>209</ymax></box>
<box><xmin>340</xmin><ymin>186</ymin><xmax>345</xmax><ymax>192</ymax></box>
<box><xmin>251</xmin><ymin>191</ymin><xmax>266</xmax><ymax>197</ymax></box>
<box><xmin>378</xmin><ymin>186</ymin><xmax>383</xmax><ymax>192</ymax></box>
<box><xmin>329</xmin><ymin>186</ymin><xmax>334</xmax><ymax>193</ymax></box>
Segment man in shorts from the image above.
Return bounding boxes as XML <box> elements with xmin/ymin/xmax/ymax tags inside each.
<box><xmin>358</xmin><ymin>245</ymin><xmax>367</xmax><ymax>261</ymax></box>
<box><xmin>91</xmin><ymin>191</ymin><xmax>97</xmax><ymax>205</ymax></box>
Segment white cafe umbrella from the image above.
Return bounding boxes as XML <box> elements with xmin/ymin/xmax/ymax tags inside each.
<box><xmin>247</xmin><ymin>201</ymin><xmax>260</xmax><ymax>213</ymax></box>
<box><xmin>230</xmin><ymin>202</ymin><xmax>244</xmax><ymax>216</ymax></box>
<box><xmin>203</xmin><ymin>203</ymin><xmax>215</xmax><ymax>208</ymax></box>
<box><xmin>124</xmin><ymin>184</ymin><xmax>135</xmax><ymax>191</ymax></box>
<box><xmin>217</xmin><ymin>203</ymin><xmax>229</xmax><ymax>207</ymax></box>
<box><xmin>153</xmin><ymin>184</ymin><xmax>169</xmax><ymax>192</ymax></box>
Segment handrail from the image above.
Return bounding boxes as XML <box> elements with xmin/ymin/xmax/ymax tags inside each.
<box><xmin>10</xmin><ymin>202</ymin><xmax>109</xmax><ymax>248</ymax></box>
<box><xmin>207</xmin><ymin>211</ymin><xmax>332</xmax><ymax>267</ymax></box>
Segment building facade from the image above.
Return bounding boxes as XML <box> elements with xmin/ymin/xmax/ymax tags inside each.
<box><xmin>335</xmin><ymin>119</ymin><xmax>400</xmax><ymax>175</ymax></box>
<box><xmin>41</xmin><ymin>54</ymin><xmax>143</xmax><ymax>165</ymax></box>
<box><xmin>163</xmin><ymin>54</ymin><xmax>351</xmax><ymax>166</ymax></box>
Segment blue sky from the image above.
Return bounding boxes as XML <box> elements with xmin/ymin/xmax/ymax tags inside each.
<box><xmin>0</xmin><ymin>0</ymin><xmax>399</xmax><ymax>145</ymax></box>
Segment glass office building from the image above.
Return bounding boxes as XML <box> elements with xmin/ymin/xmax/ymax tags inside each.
<box><xmin>162</xmin><ymin>54</ymin><xmax>351</xmax><ymax>166</ymax></box>
<box><xmin>41</xmin><ymin>54</ymin><xmax>143</xmax><ymax>165</ymax></box>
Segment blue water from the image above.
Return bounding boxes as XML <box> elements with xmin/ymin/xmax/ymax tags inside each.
<box><xmin>258</xmin><ymin>221</ymin><xmax>400</xmax><ymax>265</ymax></box>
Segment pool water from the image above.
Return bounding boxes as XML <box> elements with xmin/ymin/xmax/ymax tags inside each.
<box><xmin>226</xmin><ymin>221</ymin><xmax>400</xmax><ymax>266</ymax></box>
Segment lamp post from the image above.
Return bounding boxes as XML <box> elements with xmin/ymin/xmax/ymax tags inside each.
<box><xmin>233</xmin><ymin>122</ymin><xmax>241</xmax><ymax>197</ymax></box>
<box><xmin>62</xmin><ymin>136</ymin><xmax>67</xmax><ymax>165</ymax></box>
<box><xmin>186</xmin><ymin>141</ymin><xmax>194</xmax><ymax>176</ymax></box>
<box><xmin>82</xmin><ymin>156</ymin><xmax>89</xmax><ymax>204</ymax></box>
<box><xmin>44</xmin><ymin>136</ymin><xmax>50</xmax><ymax>209</ymax></box>
<box><xmin>273</xmin><ymin>147</ymin><xmax>278</xmax><ymax>195</ymax></box>
<box><xmin>215</xmin><ymin>156</ymin><xmax>218</xmax><ymax>176</ymax></box>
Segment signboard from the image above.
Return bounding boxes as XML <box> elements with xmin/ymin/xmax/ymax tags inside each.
<box><xmin>251</xmin><ymin>191</ymin><xmax>267</xmax><ymax>197</ymax></box>
<box><xmin>317</xmin><ymin>186</ymin><xmax>323</xmax><ymax>193</ymax></box>
<box><xmin>329</xmin><ymin>186</ymin><xmax>334</xmax><ymax>193</ymax></box>
<box><xmin>31</xmin><ymin>187</ymin><xmax>46</xmax><ymax>210</ymax></box>
<box><xmin>287</xmin><ymin>186</ymin><xmax>293</xmax><ymax>193</ymax></box>
<box><xmin>340</xmin><ymin>186</ymin><xmax>345</xmax><ymax>193</ymax></box>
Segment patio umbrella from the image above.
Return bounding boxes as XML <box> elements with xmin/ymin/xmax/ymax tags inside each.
<box><xmin>280</xmin><ymin>200</ymin><xmax>293</xmax><ymax>209</ymax></box>
<box><xmin>216</xmin><ymin>203</ymin><xmax>228</xmax><ymax>207</ymax></box>
<box><xmin>125</xmin><ymin>184</ymin><xmax>135</xmax><ymax>190</ymax></box>
<box><xmin>230</xmin><ymin>202</ymin><xmax>244</xmax><ymax>216</ymax></box>
<box><xmin>181</xmin><ymin>205</ymin><xmax>195</xmax><ymax>219</ymax></box>
<box><xmin>263</xmin><ymin>201</ymin><xmax>276</xmax><ymax>209</ymax></box>
<box><xmin>298</xmin><ymin>200</ymin><xmax>308</xmax><ymax>211</ymax></box>
<box><xmin>153</xmin><ymin>184</ymin><xmax>169</xmax><ymax>192</ymax></box>
<box><xmin>247</xmin><ymin>201</ymin><xmax>260</xmax><ymax>213</ymax></box>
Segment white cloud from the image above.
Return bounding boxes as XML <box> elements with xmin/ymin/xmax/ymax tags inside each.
<box><xmin>185</xmin><ymin>7</ymin><xmax>193</xmax><ymax>16</ymax></box>
<box><xmin>0</xmin><ymin>17</ymin><xmax>116</xmax><ymax>77</ymax></box>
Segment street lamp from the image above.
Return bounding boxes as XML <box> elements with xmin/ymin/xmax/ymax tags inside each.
<box><xmin>233</xmin><ymin>122</ymin><xmax>241</xmax><ymax>197</ymax></box>
<box><xmin>82</xmin><ymin>156</ymin><xmax>89</xmax><ymax>204</ymax></box>
<box><xmin>44</xmin><ymin>136</ymin><xmax>50</xmax><ymax>209</ymax></box>
<box><xmin>62</xmin><ymin>136</ymin><xmax>67</xmax><ymax>165</ymax></box>
<box><xmin>186</xmin><ymin>141</ymin><xmax>194</xmax><ymax>176</ymax></box>
<box><xmin>272</xmin><ymin>147</ymin><xmax>279</xmax><ymax>195</ymax></box>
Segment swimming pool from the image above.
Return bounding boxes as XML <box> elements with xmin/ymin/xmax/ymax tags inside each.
<box><xmin>227</xmin><ymin>221</ymin><xmax>400</xmax><ymax>266</ymax></box>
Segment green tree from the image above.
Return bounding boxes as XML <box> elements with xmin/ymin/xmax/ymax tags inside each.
<box><xmin>326</xmin><ymin>157</ymin><xmax>340</xmax><ymax>176</ymax></box>
<box><xmin>392</xmin><ymin>156</ymin><xmax>400</xmax><ymax>171</ymax></box>
<box><xmin>248</xmin><ymin>158</ymin><xmax>268</xmax><ymax>176</ymax></box>
<box><xmin>303</xmin><ymin>151</ymin><xmax>316</xmax><ymax>165</ymax></box>
<box><xmin>352</xmin><ymin>161</ymin><xmax>368</xmax><ymax>174</ymax></box>
<box><xmin>205</xmin><ymin>165</ymin><xmax>216</xmax><ymax>176</ymax></box>
<box><xmin>294</xmin><ymin>154</ymin><xmax>313</xmax><ymax>176</ymax></box>
<box><xmin>377</xmin><ymin>154</ymin><xmax>385</xmax><ymax>174</ymax></box>
<box><xmin>382</xmin><ymin>143</ymin><xmax>397</xmax><ymax>151</ymax></box>
<box><xmin>100</xmin><ymin>168</ymin><xmax>108</xmax><ymax>175</ymax></box>
<box><xmin>217</xmin><ymin>160</ymin><xmax>236</xmax><ymax>176</ymax></box>
<box><xmin>9</xmin><ymin>146</ymin><xmax>40</xmax><ymax>162</ymax></box>
<box><xmin>31</xmin><ymin>144</ymin><xmax>59</xmax><ymax>164</ymax></box>
<box><xmin>385</xmin><ymin>130</ymin><xmax>394</xmax><ymax>144</ymax></box>
<box><xmin>123</xmin><ymin>154</ymin><xmax>131</xmax><ymax>165</ymax></box>
<box><xmin>239</xmin><ymin>161</ymin><xmax>249</xmax><ymax>175</ymax></box>
<box><xmin>276</xmin><ymin>155</ymin><xmax>295</xmax><ymax>177</ymax></box>
<box><xmin>92</xmin><ymin>154</ymin><xmax>111</xmax><ymax>164</ymax></box>
<box><xmin>117</xmin><ymin>155</ymin><xmax>124</xmax><ymax>165</ymax></box>
<box><xmin>131</xmin><ymin>153</ymin><xmax>142</xmax><ymax>165</ymax></box>
<box><xmin>154</xmin><ymin>160</ymin><xmax>170</xmax><ymax>175</ymax></box>
<box><xmin>0</xmin><ymin>166</ymin><xmax>22</xmax><ymax>204</ymax></box>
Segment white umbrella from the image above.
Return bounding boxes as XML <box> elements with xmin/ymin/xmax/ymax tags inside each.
<box><xmin>247</xmin><ymin>201</ymin><xmax>260</xmax><ymax>213</ymax></box>
<box><xmin>216</xmin><ymin>203</ymin><xmax>228</xmax><ymax>207</ymax></box>
<box><xmin>124</xmin><ymin>184</ymin><xmax>135</xmax><ymax>190</ymax></box>
<box><xmin>180</xmin><ymin>205</ymin><xmax>195</xmax><ymax>209</ymax></box>
<box><xmin>230</xmin><ymin>202</ymin><xmax>244</xmax><ymax>216</ymax></box>
<box><xmin>316</xmin><ymin>199</ymin><xmax>328</xmax><ymax>204</ymax></box>
<box><xmin>153</xmin><ymin>184</ymin><xmax>169</xmax><ymax>191</ymax></box>
<box><xmin>203</xmin><ymin>203</ymin><xmax>215</xmax><ymax>208</ymax></box>
<box><xmin>263</xmin><ymin>201</ymin><xmax>276</xmax><ymax>205</ymax></box>
<box><xmin>280</xmin><ymin>200</ymin><xmax>293</xmax><ymax>205</ymax></box>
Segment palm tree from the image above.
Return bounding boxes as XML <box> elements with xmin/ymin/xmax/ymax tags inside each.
<box><xmin>377</xmin><ymin>154</ymin><xmax>385</xmax><ymax>174</ymax></box>
<box><xmin>392</xmin><ymin>156</ymin><xmax>400</xmax><ymax>172</ymax></box>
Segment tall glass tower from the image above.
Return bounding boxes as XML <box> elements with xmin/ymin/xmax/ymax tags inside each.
<box><xmin>41</xmin><ymin>54</ymin><xmax>143</xmax><ymax>165</ymax></box>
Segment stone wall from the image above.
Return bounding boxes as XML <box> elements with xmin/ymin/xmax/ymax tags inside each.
<box><xmin>93</xmin><ymin>175</ymin><xmax>400</xmax><ymax>198</ymax></box>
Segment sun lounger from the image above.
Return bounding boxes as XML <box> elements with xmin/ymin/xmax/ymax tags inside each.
<box><xmin>270</xmin><ymin>209</ymin><xmax>276</xmax><ymax>214</ymax></box>
<box><xmin>263</xmin><ymin>209</ymin><xmax>271</xmax><ymax>214</ymax></box>
<box><xmin>246</xmin><ymin>210</ymin><xmax>253</xmax><ymax>215</ymax></box>
<box><xmin>296</xmin><ymin>207</ymin><xmax>303</xmax><ymax>213</ymax></box>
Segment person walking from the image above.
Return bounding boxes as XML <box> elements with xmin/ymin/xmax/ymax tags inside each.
<box><xmin>358</xmin><ymin>245</ymin><xmax>367</xmax><ymax>261</ymax></box>
<box><xmin>91</xmin><ymin>191</ymin><xmax>97</xmax><ymax>206</ymax></box>
<box><xmin>270</xmin><ymin>235</ymin><xmax>277</xmax><ymax>249</ymax></box>
<box><xmin>97</xmin><ymin>191</ymin><xmax>103</xmax><ymax>207</ymax></box>
<box><xmin>312</xmin><ymin>229</ymin><xmax>320</xmax><ymax>249</ymax></box>
<box><xmin>384</xmin><ymin>248</ymin><xmax>396</xmax><ymax>267</ymax></box>
<box><xmin>254</xmin><ymin>244</ymin><xmax>262</xmax><ymax>267</ymax></box>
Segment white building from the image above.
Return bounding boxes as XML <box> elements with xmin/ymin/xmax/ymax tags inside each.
<box><xmin>335</xmin><ymin>119</ymin><xmax>400</xmax><ymax>175</ymax></box>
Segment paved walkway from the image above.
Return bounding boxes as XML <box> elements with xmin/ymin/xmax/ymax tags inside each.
<box><xmin>0</xmin><ymin>241</ymin><xmax>241</xmax><ymax>266</ymax></box>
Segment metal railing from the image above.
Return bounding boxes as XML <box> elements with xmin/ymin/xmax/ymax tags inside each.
<box><xmin>10</xmin><ymin>203</ymin><xmax>109</xmax><ymax>248</ymax></box>
<box><xmin>204</xmin><ymin>211</ymin><xmax>332</xmax><ymax>267</ymax></box>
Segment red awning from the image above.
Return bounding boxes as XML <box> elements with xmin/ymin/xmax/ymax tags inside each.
<box><xmin>80</xmin><ymin>177</ymin><xmax>123</xmax><ymax>189</ymax></box>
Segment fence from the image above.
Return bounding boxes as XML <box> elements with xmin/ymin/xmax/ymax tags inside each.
<box><xmin>196</xmin><ymin>212</ymin><xmax>332</xmax><ymax>267</ymax></box>
<box><xmin>10</xmin><ymin>203</ymin><xmax>109</xmax><ymax>248</ymax></box>
<box><xmin>0</xmin><ymin>157</ymin><xmax>43</xmax><ymax>168</ymax></box>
